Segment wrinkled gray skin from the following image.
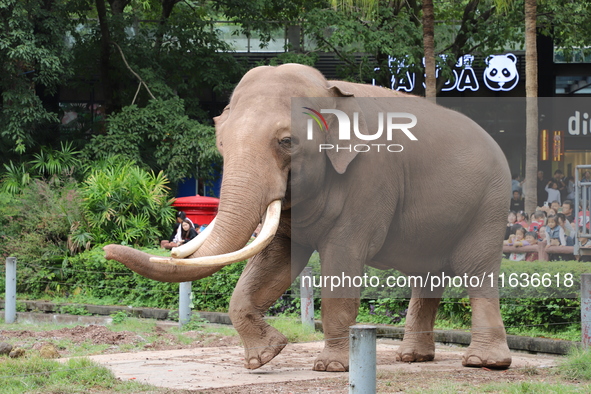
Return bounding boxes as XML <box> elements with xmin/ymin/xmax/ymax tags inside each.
<box><xmin>104</xmin><ymin>64</ymin><xmax>512</xmax><ymax>372</ymax></box>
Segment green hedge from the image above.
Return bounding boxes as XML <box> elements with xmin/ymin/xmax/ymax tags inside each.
<box><xmin>357</xmin><ymin>260</ymin><xmax>588</xmax><ymax>332</ymax></box>
<box><xmin>2</xmin><ymin>248</ymin><xmax>588</xmax><ymax>332</ymax></box>
<box><xmin>5</xmin><ymin>246</ymin><xmax>245</xmax><ymax>312</ymax></box>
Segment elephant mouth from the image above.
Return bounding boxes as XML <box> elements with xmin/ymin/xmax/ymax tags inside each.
<box><xmin>282</xmin><ymin>171</ymin><xmax>292</xmax><ymax>210</ymax></box>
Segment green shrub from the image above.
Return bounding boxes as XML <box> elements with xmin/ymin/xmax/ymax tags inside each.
<box><xmin>0</xmin><ymin>177</ymin><xmax>87</xmax><ymax>296</ymax></box>
<box><xmin>42</xmin><ymin>246</ymin><xmax>248</xmax><ymax>311</ymax></box>
<box><xmin>80</xmin><ymin>159</ymin><xmax>175</xmax><ymax>246</ymax></box>
<box><xmin>111</xmin><ymin>310</ymin><xmax>130</xmax><ymax>325</ymax></box>
<box><xmin>0</xmin><ymin>142</ymin><xmax>82</xmax><ymax>195</ymax></box>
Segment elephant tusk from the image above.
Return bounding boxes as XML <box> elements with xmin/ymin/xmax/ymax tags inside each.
<box><xmin>170</xmin><ymin>218</ymin><xmax>216</xmax><ymax>258</ymax></box>
<box><xmin>149</xmin><ymin>200</ymin><xmax>282</xmax><ymax>267</ymax></box>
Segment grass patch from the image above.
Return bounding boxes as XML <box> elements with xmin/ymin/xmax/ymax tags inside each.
<box><xmin>0</xmin><ymin>356</ymin><xmax>158</xmax><ymax>394</ymax></box>
<box><xmin>433</xmin><ymin>317</ymin><xmax>581</xmax><ymax>342</ymax></box>
<box><xmin>478</xmin><ymin>381</ymin><xmax>591</xmax><ymax>393</ymax></box>
<box><xmin>267</xmin><ymin>316</ymin><xmax>323</xmax><ymax>342</ymax></box>
<box><xmin>505</xmin><ymin>325</ymin><xmax>580</xmax><ymax>342</ymax></box>
<box><xmin>557</xmin><ymin>347</ymin><xmax>591</xmax><ymax>381</ymax></box>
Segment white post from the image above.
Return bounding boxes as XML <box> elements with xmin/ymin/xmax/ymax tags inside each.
<box><xmin>300</xmin><ymin>266</ymin><xmax>314</xmax><ymax>329</ymax></box>
<box><xmin>179</xmin><ymin>281</ymin><xmax>192</xmax><ymax>327</ymax></box>
<box><xmin>349</xmin><ymin>325</ymin><xmax>376</xmax><ymax>394</ymax></box>
<box><xmin>5</xmin><ymin>257</ymin><xmax>17</xmax><ymax>324</ymax></box>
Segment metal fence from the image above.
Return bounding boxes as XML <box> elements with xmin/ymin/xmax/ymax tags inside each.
<box><xmin>575</xmin><ymin>164</ymin><xmax>591</xmax><ymax>256</ymax></box>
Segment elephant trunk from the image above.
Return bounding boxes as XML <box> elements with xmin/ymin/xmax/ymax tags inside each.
<box><xmin>104</xmin><ymin>169</ymin><xmax>278</xmax><ymax>283</ymax></box>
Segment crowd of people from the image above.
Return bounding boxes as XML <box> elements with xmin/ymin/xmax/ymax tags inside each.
<box><xmin>506</xmin><ymin>169</ymin><xmax>591</xmax><ymax>262</ymax></box>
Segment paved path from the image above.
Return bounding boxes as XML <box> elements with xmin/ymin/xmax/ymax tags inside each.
<box><xmin>63</xmin><ymin>339</ymin><xmax>559</xmax><ymax>391</ymax></box>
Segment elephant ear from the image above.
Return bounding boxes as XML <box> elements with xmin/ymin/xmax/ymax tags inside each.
<box><xmin>323</xmin><ymin>84</ymin><xmax>369</xmax><ymax>174</ymax></box>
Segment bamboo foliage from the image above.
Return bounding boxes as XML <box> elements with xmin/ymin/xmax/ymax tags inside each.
<box><xmin>330</xmin><ymin>0</ymin><xmax>379</xmax><ymax>17</ymax></box>
<box><xmin>81</xmin><ymin>159</ymin><xmax>175</xmax><ymax>246</ymax></box>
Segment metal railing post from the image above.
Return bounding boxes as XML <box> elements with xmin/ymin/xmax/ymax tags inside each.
<box><xmin>349</xmin><ymin>325</ymin><xmax>376</xmax><ymax>394</ymax></box>
<box><xmin>179</xmin><ymin>281</ymin><xmax>192</xmax><ymax>327</ymax></box>
<box><xmin>300</xmin><ymin>266</ymin><xmax>314</xmax><ymax>329</ymax></box>
<box><xmin>5</xmin><ymin>257</ymin><xmax>17</xmax><ymax>324</ymax></box>
<box><xmin>582</xmin><ymin>274</ymin><xmax>591</xmax><ymax>347</ymax></box>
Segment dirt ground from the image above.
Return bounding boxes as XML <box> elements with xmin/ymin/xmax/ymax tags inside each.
<box><xmin>0</xmin><ymin>324</ymin><xmax>581</xmax><ymax>393</ymax></box>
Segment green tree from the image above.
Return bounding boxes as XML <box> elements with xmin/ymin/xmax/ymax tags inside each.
<box><xmin>81</xmin><ymin>98</ymin><xmax>220</xmax><ymax>184</ymax></box>
<box><xmin>305</xmin><ymin>1</ymin><xmax>523</xmax><ymax>92</ymax></box>
<box><xmin>0</xmin><ymin>0</ymin><xmax>76</xmax><ymax>155</ymax></box>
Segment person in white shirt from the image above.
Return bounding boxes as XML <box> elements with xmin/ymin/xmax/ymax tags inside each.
<box><xmin>545</xmin><ymin>180</ymin><xmax>561</xmax><ymax>205</ymax></box>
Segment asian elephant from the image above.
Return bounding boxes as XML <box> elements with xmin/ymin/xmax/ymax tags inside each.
<box><xmin>104</xmin><ymin>63</ymin><xmax>512</xmax><ymax>372</ymax></box>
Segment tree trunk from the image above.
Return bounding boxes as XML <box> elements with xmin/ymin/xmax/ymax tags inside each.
<box><xmin>155</xmin><ymin>0</ymin><xmax>181</xmax><ymax>53</ymax></box>
<box><xmin>95</xmin><ymin>0</ymin><xmax>114</xmax><ymax>115</ymax></box>
<box><xmin>524</xmin><ymin>0</ymin><xmax>538</xmax><ymax>214</ymax></box>
<box><xmin>422</xmin><ymin>0</ymin><xmax>436</xmax><ymax>99</ymax></box>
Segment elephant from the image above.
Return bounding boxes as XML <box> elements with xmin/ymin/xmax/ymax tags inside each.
<box><xmin>104</xmin><ymin>63</ymin><xmax>512</xmax><ymax>372</ymax></box>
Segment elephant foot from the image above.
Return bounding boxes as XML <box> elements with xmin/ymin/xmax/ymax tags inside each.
<box><xmin>243</xmin><ymin>327</ymin><xmax>288</xmax><ymax>370</ymax></box>
<box><xmin>313</xmin><ymin>347</ymin><xmax>348</xmax><ymax>372</ymax></box>
<box><xmin>395</xmin><ymin>341</ymin><xmax>435</xmax><ymax>363</ymax></box>
<box><xmin>462</xmin><ymin>342</ymin><xmax>512</xmax><ymax>369</ymax></box>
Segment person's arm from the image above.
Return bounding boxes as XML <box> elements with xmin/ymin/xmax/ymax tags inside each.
<box><xmin>172</xmin><ymin>225</ymin><xmax>182</xmax><ymax>243</ymax></box>
<box><xmin>169</xmin><ymin>223</ymin><xmax>180</xmax><ymax>242</ymax></box>
<box><xmin>558</xmin><ymin>227</ymin><xmax>567</xmax><ymax>246</ymax></box>
<box><xmin>565</xmin><ymin>221</ymin><xmax>573</xmax><ymax>236</ymax></box>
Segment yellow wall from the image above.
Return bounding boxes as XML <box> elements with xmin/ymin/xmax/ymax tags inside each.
<box><xmin>554</xmin><ymin>151</ymin><xmax>591</xmax><ymax>178</ymax></box>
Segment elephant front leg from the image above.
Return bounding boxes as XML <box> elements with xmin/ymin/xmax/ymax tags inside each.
<box><xmin>229</xmin><ymin>238</ymin><xmax>312</xmax><ymax>370</ymax></box>
<box><xmin>396</xmin><ymin>284</ymin><xmax>443</xmax><ymax>362</ymax></box>
<box><xmin>314</xmin><ymin>297</ymin><xmax>359</xmax><ymax>372</ymax></box>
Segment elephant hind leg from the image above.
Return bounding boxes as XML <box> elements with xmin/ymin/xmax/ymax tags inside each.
<box><xmin>396</xmin><ymin>284</ymin><xmax>443</xmax><ymax>363</ymax></box>
<box><xmin>452</xmin><ymin>233</ymin><xmax>511</xmax><ymax>368</ymax></box>
<box><xmin>462</xmin><ymin>295</ymin><xmax>511</xmax><ymax>369</ymax></box>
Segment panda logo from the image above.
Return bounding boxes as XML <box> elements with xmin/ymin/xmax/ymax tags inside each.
<box><xmin>483</xmin><ymin>53</ymin><xmax>519</xmax><ymax>91</ymax></box>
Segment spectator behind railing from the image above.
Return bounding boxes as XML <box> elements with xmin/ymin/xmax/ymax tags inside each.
<box><xmin>545</xmin><ymin>215</ymin><xmax>566</xmax><ymax>247</ymax></box>
<box><xmin>505</xmin><ymin>211</ymin><xmax>518</xmax><ymax>240</ymax></box>
<box><xmin>556</xmin><ymin>213</ymin><xmax>575</xmax><ymax>246</ymax></box>
<box><xmin>528</xmin><ymin>210</ymin><xmax>545</xmax><ymax>234</ymax></box>
<box><xmin>516</xmin><ymin>211</ymin><xmax>528</xmax><ymax>228</ymax></box>
<box><xmin>562</xmin><ymin>200</ymin><xmax>575</xmax><ymax>222</ymax></box>
<box><xmin>522</xmin><ymin>232</ymin><xmax>539</xmax><ymax>261</ymax></box>
<box><xmin>510</xmin><ymin>190</ymin><xmax>524</xmax><ymax>212</ymax></box>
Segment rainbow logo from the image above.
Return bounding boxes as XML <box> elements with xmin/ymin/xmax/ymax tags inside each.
<box><xmin>303</xmin><ymin>107</ymin><xmax>329</xmax><ymax>132</ymax></box>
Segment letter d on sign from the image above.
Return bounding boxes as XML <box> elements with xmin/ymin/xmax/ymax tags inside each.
<box><xmin>569</xmin><ymin>111</ymin><xmax>580</xmax><ymax>136</ymax></box>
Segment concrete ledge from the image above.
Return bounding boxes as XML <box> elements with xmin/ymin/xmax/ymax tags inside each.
<box><xmin>1</xmin><ymin>302</ymin><xmax>579</xmax><ymax>356</ymax></box>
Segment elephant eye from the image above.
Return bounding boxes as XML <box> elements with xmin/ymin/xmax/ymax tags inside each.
<box><xmin>280</xmin><ymin>137</ymin><xmax>291</xmax><ymax>147</ymax></box>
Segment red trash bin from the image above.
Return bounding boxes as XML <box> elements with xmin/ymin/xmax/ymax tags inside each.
<box><xmin>172</xmin><ymin>195</ymin><xmax>219</xmax><ymax>226</ymax></box>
